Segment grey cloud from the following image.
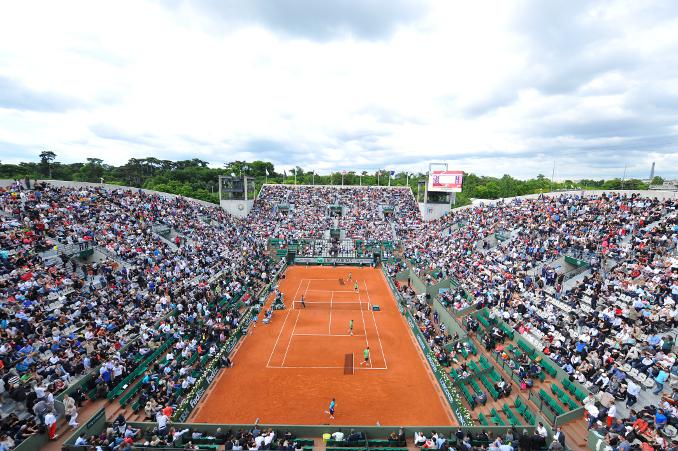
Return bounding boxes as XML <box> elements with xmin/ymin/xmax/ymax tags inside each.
<box><xmin>0</xmin><ymin>76</ymin><xmax>81</xmax><ymax>112</ymax></box>
<box><xmin>461</xmin><ymin>90</ymin><xmax>519</xmax><ymax>118</ymax></box>
<box><xmin>0</xmin><ymin>141</ymin><xmax>38</xmax><ymax>162</ymax></box>
<box><xmin>89</xmin><ymin>124</ymin><xmax>157</xmax><ymax>147</ymax></box>
<box><xmin>168</xmin><ymin>0</ymin><xmax>424</xmax><ymax>41</ymax></box>
<box><xmin>533</xmin><ymin>115</ymin><xmax>674</xmax><ymax>140</ymax></box>
<box><xmin>509</xmin><ymin>1</ymin><xmax>673</xmax><ymax>95</ymax></box>
<box><xmin>357</xmin><ymin>106</ymin><xmax>426</xmax><ymax>125</ymax></box>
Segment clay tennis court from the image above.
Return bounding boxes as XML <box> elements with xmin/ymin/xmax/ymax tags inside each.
<box><xmin>191</xmin><ymin>266</ymin><xmax>453</xmax><ymax>425</ymax></box>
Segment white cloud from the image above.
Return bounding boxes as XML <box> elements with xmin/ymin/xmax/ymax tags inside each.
<box><xmin>0</xmin><ymin>0</ymin><xmax>677</xmax><ymax>180</ymax></box>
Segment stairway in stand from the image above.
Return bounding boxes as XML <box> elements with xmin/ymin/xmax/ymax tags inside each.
<box><xmin>561</xmin><ymin>420</ymin><xmax>589</xmax><ymax>450</ymax></box>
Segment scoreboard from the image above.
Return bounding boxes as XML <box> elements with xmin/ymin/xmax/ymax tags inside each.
<box><xmin>427</xmin><ymin>170</ymin><xmax>464</xmax><ymax>192</ymax></box>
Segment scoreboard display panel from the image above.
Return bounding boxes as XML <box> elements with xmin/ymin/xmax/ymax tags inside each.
<box><xmin>427</xmin><ymin>170</ymin><xmax>464</xmax><ymax>192</ymax></box>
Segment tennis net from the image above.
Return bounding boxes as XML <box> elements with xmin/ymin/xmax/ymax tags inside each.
<box><xmin>292</xmin><ymin>301</ymin><xmax>372</xmax><ymax>311</ymax></box>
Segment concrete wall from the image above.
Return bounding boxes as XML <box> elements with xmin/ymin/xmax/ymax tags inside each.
<box><xmin>433</xmin><ymin>298</ymin><xmax>467</xmax><ymax>338</ymax></box>
<box><xmin>418</xmin><ymin>202</ymin><xmax>451</xmax><ymax>221</ymax></box>
<box><xmin>220</xmin><ymin>199</ymin><xmax>254</xmax><ymax>218</ymax></box>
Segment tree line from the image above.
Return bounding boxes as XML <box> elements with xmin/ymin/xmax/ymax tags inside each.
<box><xmin>0</xmin><ymin>152</ymin><xmax>662</xmax><ymax>206</ymax></box>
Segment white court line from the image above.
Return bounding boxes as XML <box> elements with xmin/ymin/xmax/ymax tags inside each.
<box><xmin>293</xmin><ymin>333</ymin><xmax>365</xmax><ymax>337</ymax></box>
<box><xmin>266</xmin><ymin>277</ymin><xmax>303</xmax><ymax>367</ymax></box>
<box><xmin>280</xmin><ymin>279</ymin><xmax>310</xmax><ymax>366</ymax></box>
<box><xmin>357</xmin><ymin>280</ymin><xmax>370</xmax><ymax>367</ymax></box>
<box><xmin>364</xmin><ymin>279</ymin><xmax>388</xmax><ymax>370</ymax></box>
<box><xmin>268</xmin><ymin>365</ymin><xmax>388</xmax><ymax>370</ymax></box>
<box><xmin>328</xmin><ymin>291</ymin><xmax>333</xmax><ymax>334</ymax></box>
<box><xmin>280</xmin><ymin>309</ymin><xmax>301</xmax><ymax>367</ymax></box>
<box><xmin>305</xmin><ymin>289</ymin><xmax>356</xmax><ymax>293</ymax></box>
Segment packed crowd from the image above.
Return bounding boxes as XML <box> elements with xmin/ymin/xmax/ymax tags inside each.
<box><xmin>395</xmin><ymin>192</ymin><xmax>677</xmax><ymax>446</ymax></box>
<box><xmin>73</xmin><ymin>419</ymin><xmax>318</xmax><ymax>451</ymax></box>
<box><xmin>2</xmin><ymin>179</ymin><xmax>677</xmax><ymax>449</ymax></box>
<box><xmin>0</xmin><ymin>181</ymin><xmax>275</xmax><ymax>448</ymax></box>
<box><xmin>252</xmin><ymin>185</ymin><xmax>419</xmax><ymax>242</ymax></box>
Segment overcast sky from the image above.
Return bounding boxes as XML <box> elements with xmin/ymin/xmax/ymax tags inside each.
<box><xmin>1</xmin><ymin>0</ymin><xmax>677</xmax><ymax>180</ymax></box>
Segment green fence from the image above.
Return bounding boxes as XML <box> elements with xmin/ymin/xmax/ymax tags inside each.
<box><xmin>173</xmin><ymin>308</ymin><xmax>254</xmax><ymax>422</ymax></box>
<box><xmin>554</xmin><ymin>406</ymin><xmax>585</xmax><ymax>427</ymax></box>
<box><xmin>587</xmin><ymin>428</ymin><xmax>605</xmax><ymax>451</ymax></box>
<box><xmin>427</xmin><ymin>278</ymin><xmax>451</xmax><ymax>297</ymax></box>
<box><xmin>564</xmin><ymin>255</ymin><xmax>590</xmax><ymax>268</ymax></box>
<box><xmin>403</xmin><ymin>310</ymin><xmax>474</xmax><ymax>425</ymax></box>
<box><xmin>432</xmin><ymin>299</ymin><xmax>467</xmax><ymax>338</ymax></box>
<box><xmin>64</xmin><ymin>421</ymin><xmax>536</xmax><ymax>449</ymax></box>
<box><xmin>408</xmin><ymin>270</ymin><xmax>427</xmax><ymax>294</ymax></box>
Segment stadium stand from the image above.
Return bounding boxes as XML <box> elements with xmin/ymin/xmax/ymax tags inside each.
<box><xmin>387</xmin><ymin>191</ymin><xmax>677</xmax><ymax>449</ymax></box>
<box><xmin>0</xmin><ymin>181</ymin><xmax>274</xmax><ymax>448</ymax></box>
<box><xmin>1</xmin><ymin>179</ymin><xmax>677</xmax><ymax>450</ymax></box>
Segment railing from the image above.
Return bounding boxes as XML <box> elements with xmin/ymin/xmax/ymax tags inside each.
<box><xmin>490</xmin><ymin>350</ymin><xmax>525</xmax><ymax>386</ymax></box>
<box><xmin>60</xmin><ymin>408</ymin><xmax>107</xmax><ymax>451</ymax></box>
<box><xmin>587</xmin><ymin>428</ymin><xmax>606</xmax><ymax>450</ymax></box>
<box><xmin>562</xmin><ymin>264</ymin><xmax>590</xmax><ymax>282</ymax></box>
<box><xmin>554</xmin><ymin>406</ymin><xmax>585</xmax><ymax>426</ymax></box>
<box><xmin>432</xmin><ymin>298</ymin><xmax>468</xmax><ymax>338</ymax></box>
<box><xmin>64</xmin><ymin>422</ymin><xmax>536</xmax><ymax>448</ymax></box>
<box><xmin>173</xmin><ymin>308</ymin><xmax>254</xmax><ymax>422</ymax></box>
<box><xmin>563</xmin><ymin>255</ymin><xmax>591</xmax><ymax>268</ymax></box>
<box><xmin>528</xmin><ymin>390</ymin><xmax>557</xmax><ymax>425</ymax></box>
<box><xmin>494</xmin><ymin>230</ymin><xmax>510</xmax><ymax>242</ymax></box>
<box><xmin>173</xmin><ymin>261</ymin><xmax>287</xmax><ymax>422</ymax></box>
<box><xmin>39</xmin><ymin>240</ymin><xmax>93</xmax><ymax>260</ymax></box>
<box><xmin>151</xmin><ymin>224</ymin><xmax>172</xmax><ymax>237</ymax></box>
<box><xmin>403</xmin><ymin>310</ymin><xmax>474</xmax><ymax>425</ymax></box>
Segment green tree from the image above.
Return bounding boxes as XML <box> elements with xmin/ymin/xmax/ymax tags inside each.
<box><xmin>39</xmin><ymin>150</ymin><xmax>57</xmax><ymax>178</ymax></box>
<box><xmin>76</xmin><ymin>158</ymin><xmax>105</xmax><ymax>182</ymax></box>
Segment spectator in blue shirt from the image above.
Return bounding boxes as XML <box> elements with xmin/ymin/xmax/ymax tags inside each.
<box><xmin>655</xmin><ymin>409</ymin><xmax>668</xmax><ymax>430</ymax></box>
<box><xmin>654</xmin><ymin>370</ymin><xmax>669</xmax><ymax>395</ymax></box>
<box><xmin>648</xmin><ymin>334</ymin><xmax>661</xmax><ymax>348</ymax></box>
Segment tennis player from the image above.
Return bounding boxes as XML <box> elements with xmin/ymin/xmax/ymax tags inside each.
<box><xmin>348</xmin><ymin>272</ymin><xmax>352</xmax><ymax>281</ymax></box>
<box><xmin>349</xmin><ymin>319</ymin><xmax>354</xmax><ymax>336</ymax></box>
<box><xmin>300</xmin><ymin>294</ymin><xmax>306</xmax><ymax>308</ymax></box>
<box><xmin>326</xmin><ymin>398</ymin><xmax>336</xmax><ymax>419</ymax></box>
<box><xmin>354</xmin><ymin>281</ymin><xmax>359</xmax><ymax>293</ymax></box>
<box><xmin>360</xmin><ymin>347</ymin><xmax>370</xmax><ymax>366</ymax></box>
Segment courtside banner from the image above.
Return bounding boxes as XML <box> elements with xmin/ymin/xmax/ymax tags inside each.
<box><xmin>427</xmin><ymin>170</ymin><xmax>464</xmax><ymax>192</ymax></box>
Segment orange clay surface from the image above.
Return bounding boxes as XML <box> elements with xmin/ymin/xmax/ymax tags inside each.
<box><xmin>191</xmin><ymin>266</ymin><xmax>453</xmax><ymax>426</ymax></box>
